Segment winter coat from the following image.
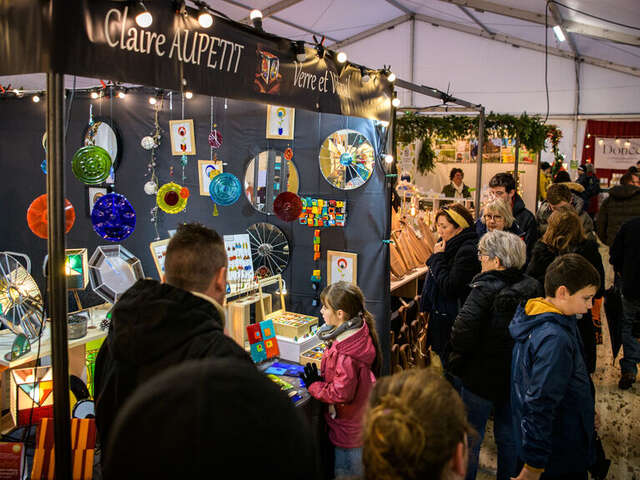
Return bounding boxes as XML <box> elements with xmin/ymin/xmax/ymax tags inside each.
<box><xmin>308</xmin><ymin>322</ymin><xmax>377</xmax><ymax>449</ymax></box>
<box><xmin>610</xmin><ymin>216</ymin><xmax>640</xmax><ymax>300</ymax></box>
<box><xmin>512</xmin><ymin>194</ymin><xmax>538</xmax><ymax>259</ymax></box>
<box><xmin>577</xmin><ymin>173</ymin><xmax>601</xmax><ymax>215</ymax></box>
<box><xmin>442</xmin><ymin>183</ymin><xmax>471</xmax><ymax>199</ymax></box>
<box><xmin>510</xmin><ymin>299</ymin><xmax>595</xmax><ymax>476</ymax></box>
<box><xmin>526</xmin><ymin>239</ymin><xmax>605</xmax><ymax>298</ymax></box>
<box><xmin>596</xmin><ymin>184</ymin><xmax>640</xmax><ymax>246</ymax></box>
<box><xmin>420</xmin><ymin>227</ymin><xmax>480</xmax><ymax>359</ymax></box>
<box><xmin>448</xmin><ymin>269</ymin><xmax>542</xmax><ymax>403</ymax></box>
<box><xmin>95</xmin><ymin>279</ymin><xmax>252</xmax><ymax>446</ymax></box>
<box><xmin>535</xmin><ymin>183</ymin><xmax>594</xmax><ymax>237</ymax></box>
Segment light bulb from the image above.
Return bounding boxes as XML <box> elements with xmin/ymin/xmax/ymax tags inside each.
<box><xmin>384</xmin><ymin>154</ymin><xmax>394</xmax><ymax>164</ymax></box>
<box><xmin>136</xmin><ymin>11</ymin><xmax>152</xmax><ymax>28</ymax></box>
<box><xmin>597</xmin><ymin>139</ymin><xmax>604</xmax><ymax>146</ymax></box>
<box><xmin>32</xmin><ymin>95</ymin><xmax>40</xmax><ymax>103</ymax></box>
<box><xmin>198</xmin><ymin>11</ymin><xmax>213</xmax><ymax>28</ymax></box>
<box><xmin>615</xmin><ymin>138</ymin><xmax>621</xmax><ymax>144</ymax></box>
<box><xmin>149</xmin><ymin>96</ymin><xmax>157</xmax><ymax>105</ymax></box>
<box><xmin>552</xmin><ymin>25</ymin><xmax>566</xmax><ymax>42</ymax></box>
<box><xmin>392</xmin><ymin>97</ymin><xmax>400</xmax><ymax>107</ymax></box>
<box><xmin>185</xmin><ymin>91</ymin><xmax>193</xmax><ymax>99</ymax></box>
<box><xmin>624</xmin><ymin>140</ymin><xmax>631</xmax><ymax>147</ymax></box>
<box><xmin>250</xmin><ymin>9</ymin><xmax>263</xmax><ymax>20</ymax></box>
<box><xmin>387</xmin><ymin>72</ymin><xmax>396</xmax><ymax>82</ymax></box>
<box><xmin>117</xmin><ymin>91</ymin><xmax>126</xmax><ymax>99</ymax></box>
<box><xmin>336</xmin><ymin>51</ymin><xmax>347</xmax><ymax>63</ymax></box>
<box><xmin>90</xmin><ymin>91</ymin><xmax>99</xmax><ymax>99</ymax></box>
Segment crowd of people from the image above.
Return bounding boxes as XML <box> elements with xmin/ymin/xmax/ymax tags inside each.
<box><xmin>90</xmin><ymin>162</ymin><xmax>639</xmax><ymax>480</ymax></box>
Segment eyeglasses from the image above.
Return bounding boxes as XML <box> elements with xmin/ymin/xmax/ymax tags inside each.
<box><xmin>477</xmin><ymin>250</ymin><xmax>488</xmax><ymax>260</ymax></box>
<box><xmin>483</xmin><ymin>214</ymin><xmax>503</xmax><ymax>222</ymax></box>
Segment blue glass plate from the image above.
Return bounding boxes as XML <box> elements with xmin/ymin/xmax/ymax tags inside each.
<box><xmin>91</xmin><ymin>193</ymin><xmax>136</xmax><ymax>241</ymax></box>
<box><xmin>209</xmin><ymin>173</ymin><xmax>241</xmax><ymax>206</ymax></box>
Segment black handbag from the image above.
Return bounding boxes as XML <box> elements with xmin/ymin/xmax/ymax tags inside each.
<box><xmin>588</xmin><ymin>431</ymin><xmax>611</xmax><ymax>480</ymax></box>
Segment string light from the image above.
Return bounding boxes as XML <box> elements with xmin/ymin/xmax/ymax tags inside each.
<box><xmin>336</xmin><ymin>51</ymin><xmax>347</xmax><ymax>63</ymax></box>
<box><xmin>135</xmin><ymin>2</ymin><xmax>152</xmax><ymax>28</ymax></box>
<box><xmin>185</xmin><ymin>91</ymin><xmax>193</xmax><ymax>99</ymax></box>
<box><xmin>90</xmin><ymin>91</ymin><xmax>99</xmax><ymax>99</ymax></box>
<box><xmin>624</xmin><ymin>140</ymin><xmax>631</xmax><ymax>147</ymax></box>
<box><xmin>250</xmin><ymin>9</ymin><xmax>263</xmax><ymax>29</ymax></box>
<box><xmin>597</xmin><ymin>139</ymin><xmax>604</xmax><ymax>146</ymax></box>
<box><xmin>198</xmin><ymin>9</ymin><xmax>213</xmax><ymax>28</ymax></box>
<box><xmin>391</xmin><ymin>92</ymin><xmax>400</xmax><ymax>108</ymax></box>
<box><xmin>384</xmin><ymin>154</ymin><xmax>394</xmax><ymax>164</ymax></box>
<box><xmin>32</xmin><ymin>94</ymin><xmax>40</xmax><ymax>103</ymax></box>
<box><xmin>149</xmin><ymin>96</ymin><xmax>157</xmax><ymax>105</ymax></box>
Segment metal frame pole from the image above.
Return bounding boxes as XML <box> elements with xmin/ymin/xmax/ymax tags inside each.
<box><xmin>474</xmin><ymin>107</ymin><xmax>485</xmax><ymax>218</ymax></box>
<box><xmin>46</xmin><ymin>71</ymin><xmax>72</xmax><ymax>480</ymax></box>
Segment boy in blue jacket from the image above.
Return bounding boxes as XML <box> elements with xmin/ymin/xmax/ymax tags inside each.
<box><xmin>509</xmin><ymin>254</ymin><xmax>600</xmax><ymax>480</ymax></box>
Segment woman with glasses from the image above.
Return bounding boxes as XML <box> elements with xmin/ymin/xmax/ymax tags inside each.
<box><xmin>420</xmin><ymin>203</ymin><xmax>480</xmax><ymax>363</ymax></box>
<box><xmin>479</xmin><ymin>198</ymin><xmax>522</xmax><ymax>235</ymax></box>
<box><xmin>448</xmin><ymin>230</ymin><xmax>542</xmax><ymax>480</ymax></box>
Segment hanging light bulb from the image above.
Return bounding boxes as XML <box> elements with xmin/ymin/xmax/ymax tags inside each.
<box><xmin>384</xmin><ymin>154</ymin><xmax>394</xmax><ymax>164</ymax></box>
<box><xmin>117</xmin><ymin>88</ymin><xmax>126</xmax><ymax>99</ymax></box>
<box><xmin>90</xmin><ymin>91</ymin><xmax>99</xmax><ymax>99</ymax></box>
<box><xmin>250</xmin><ymin>9</ymin><xmax>263</xmax><ymax>29</ymax></box>
<box><xmin>391</xmin><ymin>92</ymin><xmax>400</xmax><ymax>108</ymax></box>
<box><xmin>135</xmin><ymin>2</ymin><xmax>153</xmax><ymax>28</ymax></box>
<box><xmin>387</xmin><ymin>71</ymin><xmax>396</xmax><ymax>82</ymax></box>
<box><xmin>336</xmin><ymin>51</ymin><xmax>347</xmax><ymax>64</ymax></box>
<box><xmin>198</xmin><ymin>9</ymin><xmax>213</xmax><ymax>28</ymax></box>
<box><xmin>624</xmin><ymin>140</ymin><xmax>631</xmax><ymax>148</ymax></box>
<box><xmin>615</xmin><ymin>138</ymin><xmax>621</xmax><ymax>144</ymax></box>
<box><xmin>597</xmin><ymin>139</ymin><xmax>604</xmax><ymax>146</ymax></box>
<box><xmin>185</xmin><ymin>91</ymin><xmax>193</xmax><ymax>99</ymax></box>
<box><xmin>149</xmin><ymin>96</ymin><xmax>157</xmax><ymax>105</ymax></box>
<box><xmin>32</xmin><ymin>94</ymin><xmax>40</xmax><ymax>103</ymax></box>
<box><xmin>282</xmin><ymin>279</ymin><xmax>288</xmax><ymax>295</ymax></box>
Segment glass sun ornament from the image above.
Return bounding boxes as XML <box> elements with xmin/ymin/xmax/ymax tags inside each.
<box><xmin>209</xmin><ymin>173</ymin><xmax>241</xmax><ymax>206</ymax></box>
<box><xmin>319</xmin><ymin>129</ymin><xmax>375</xmax><ymax>190</ymax></box>
<box><xmin>27</xmin><ymin>194</ymin><xmax>76</xmax><ymax>239</ymax></box>
<box><xmin>157</xmin><ymin>182</ymin><xmax>189</xmax><ymax>213</ymax></box>
<box><xmin>91</xmin><ymin>193</ymin><xmax>136</xmax><ymax>242</ymax></box>
<box><xmin>72</xmin><ymin>145</ymin><xmax>112</xmax><ymax>185</ymax></box>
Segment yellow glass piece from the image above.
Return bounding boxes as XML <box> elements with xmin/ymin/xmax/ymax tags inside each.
<box><xmin>156</xmin><ymin>182</ymin><xmax>188</xmax><ymax>214</ymax></box>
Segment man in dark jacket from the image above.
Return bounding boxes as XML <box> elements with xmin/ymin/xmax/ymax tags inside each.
<box><xmin>95</xmin><ymin>223</ymin><xmax>252</xmax><ymax>449</ymax></box>
<box><xmin>596</xmin><ymin>180</ymin><xmax>640</xmax><ymax>246</ymax></box>
<box><xmin>576</xmin><ymin>163</ymin><xmax>600</xmax><ymax>218</ymax></box>
<box><xmin>510</xmin><ymin>254</ymin><xmax>600</xmax><ymax>480</ymax></box>
<box><xmin>478</xmin><ymin>173</ymin><xmax>537</xmax><ymax>259</ymax></box>
<box><xmin>610</xmin><ymin>216</ymin><xmax>640</xmax><ymax>390</ymax></box>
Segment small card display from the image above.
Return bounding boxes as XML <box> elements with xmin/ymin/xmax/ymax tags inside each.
<box><xmin>223</xmin><ymin>234</ymin><xmax>254</xmax><ymax>294</ymax></box>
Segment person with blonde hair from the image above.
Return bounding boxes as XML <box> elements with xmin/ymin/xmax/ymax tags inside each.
<box><xmin>362</xmin><ymin>367</ymin><xmax>471</xmax><ymax>480</ymax></box>
<box><xmin>526</xmin><ymin>208</ymin><xmax>604</xmax><ymax>373</ymax></box>
<box><xmin>479</xmin><ymin>198</ymin><xmax>521</xmax><ymax>236</ymax></box>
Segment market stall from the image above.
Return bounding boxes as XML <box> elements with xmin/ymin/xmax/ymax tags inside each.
<box><xmin>0</xmin><ymin>1</ymin><xmax>394</xmax><ymax>477</ymax></box>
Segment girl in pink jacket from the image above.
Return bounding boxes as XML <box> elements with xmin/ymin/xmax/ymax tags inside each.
<box><xmin>302</xmin><ymin>281</ymin><xmax>381</xmax><ymax>478</ymax></box>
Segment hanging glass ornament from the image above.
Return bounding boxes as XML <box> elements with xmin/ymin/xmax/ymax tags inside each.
<box><xmin>208</xmin><ymin>125</ymin><xmax>223</xmax><ymax>149</ymax></box>
<box><xmin>72</xmin><ymin>145</ymin><xmax>112</xmax><ymax>185</ymax></box>
<box><xmin>180</xmin><ymin>154</ymin><xmax>188</xmax><ymax>167</ymax></box>
<box><xmin>144</xmin><ymin>181</ymin><xmax>158</xmax><ymax>195</ymax></box>
<box><xmin>141</xmin><ymin>136</ymin><xmax>156</xmax><ymax>150</ymax></box>
<box><xmin>157</xmin><ymin>182</ymin><xmax>188</xmax><ymax>214</ymax></box>
<box><xmin>91</xmin><ymin>193</ymin><xmax>136</xmax><ymax>242</ymax></box>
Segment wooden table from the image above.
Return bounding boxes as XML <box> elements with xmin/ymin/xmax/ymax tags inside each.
<box><xmin>390</xmin><ymin>266</ymin><xmax>428</xmax><ymax>298</ymax></box>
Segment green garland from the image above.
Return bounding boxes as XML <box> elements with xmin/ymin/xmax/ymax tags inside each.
<box><xmin>396</xmin><ymin>112</ymin><xmax>560</xmax><ymax>174</ymax></box>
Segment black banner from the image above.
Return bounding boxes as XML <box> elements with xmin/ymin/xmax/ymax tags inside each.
<box><xmin>0</xmin><ymin>0</ymin><xmax>392</xmax><ymax>121</ymax></box>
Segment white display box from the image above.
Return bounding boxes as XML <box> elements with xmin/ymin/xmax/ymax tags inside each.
<box><xmin>276</xmin><ymin>335</ymin><xmax>320</xmax><ymax>363</ymax></box>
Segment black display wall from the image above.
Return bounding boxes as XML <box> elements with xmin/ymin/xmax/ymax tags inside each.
<box><xmin>0</xmin><ymin>89</ymin><xmax>390</xmax><ymax>368</ymax></box>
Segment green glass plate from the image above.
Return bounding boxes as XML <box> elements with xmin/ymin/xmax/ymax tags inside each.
<box><xmin>72</xmin><ymin>145</ymin><xmax>112</xmax><ymax>185</ymax></box>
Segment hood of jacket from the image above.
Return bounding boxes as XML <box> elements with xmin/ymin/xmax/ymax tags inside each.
<box><xmin>333</xmin><ymin>322</ymin><xmax>376</xmax><ymax>367</ymax></box>
<box><xmin>563</xmin><ymin>182</ymin><xmax>585</xmax><ymax>194</ymax></box>
<box><xmin>473</xmin><ymin>269</ymin><xmax>542</xmax><ymax>307</ymax></box>
<box><xmin>108</xmin><ymin>279</ymin><xmax>225</xmax><ymax>366</ymax></box>
<box><xmin>609</xmin><ymin>184</ymin><xmax>640</xmax><ymax>200</ymax></box>
<box><xmin>509</xmin><ymin>297</ymin><xmax>572</xmax><ymax>342</ymax></box>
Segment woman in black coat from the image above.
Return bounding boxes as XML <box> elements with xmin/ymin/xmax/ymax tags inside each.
<box><xmin>526</xmin><ymin>207</ymin><xmax>605</xmax><ymax>373</ymax></box>
<box><xmin>420</xmin><ymin>203</ymin><xmax>480</xmax><ymax>362</ymax></box>
<box><xmin>448</xmin><ymin>230</ymin><xmax>542</xmax><ymax>480</ymax></box>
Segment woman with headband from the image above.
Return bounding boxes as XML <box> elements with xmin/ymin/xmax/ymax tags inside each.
<box><xmin>420</xmin><ymin>203</ymin><xmax>480</xmax><ymax>363</ymax></box>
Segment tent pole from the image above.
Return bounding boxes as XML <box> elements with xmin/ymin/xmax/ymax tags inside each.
<box><xmin>475</xmin><ymin>107</ymin><xmax>485</xmax><ymax>218</ymax></box>
<box><xmin>46</xmin><ymin>71</ymin><xmax>72</xmax><ymax>480</ymax></box>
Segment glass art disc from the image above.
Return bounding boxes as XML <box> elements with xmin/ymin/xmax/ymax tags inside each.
<box><xmin>209</xmin><ymin>173</ymin><xmax>241</xmax><ymax>207</ymax></box>
<box><xmin>157</xmin><ymin>182</ymin><xmax>188</xmax><ymax>214</ymax></box>
<box><xmin>27</xmin><ymin>194</ymin><xmax>75</xmax><ymax>239</ymax></box>
<box><xmin>91</xmin><ymin>193</ymin><xmax>136</xmax><ymax>242</ymax></box>
<box><xmin>246</xmin><ymin>223</ymin><xmax>290</xmax><ymax>277</ymax></box>
<box><xmin>319</xmin><ymin>129</ymin><xmax>375</xmax><ymax>190</ymax></box>
<box><xmin>273</xmin><ymin>192</ymin><xmax>302</xmax><ymax>222</ymax></box>
<box><xmin>72</xmin><ymin>145</ymin><xmax>112</xmax><ymax>185</ymax></box>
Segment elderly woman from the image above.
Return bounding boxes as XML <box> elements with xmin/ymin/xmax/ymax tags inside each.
<box><xmin>420</xmin><ymin>203</ymin><xmax>480</xmax><ymax>361</ymax></box>
<box><xmin>479</xmin><ymin>198</ymin><xmax>523</xmax><ymax>236</ymax></box>
<box><xmin>448</xmin><ymin>230</ymin><xmax>542</xmax><ymax>480</ymax></box>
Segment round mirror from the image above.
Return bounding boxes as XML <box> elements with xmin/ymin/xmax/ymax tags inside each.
<box><xmin>244</xmin><ymin>149</ymin><xmax>299</xmax><ymax>215</ymax></box>
<box><xmin>319</xmin><ymin>129</ymin><xmax>375</xmax><ymax>190</ymax></box>
<box><xmin>82</xmin><ymin>117</ymin><xmax>122</xmax><ymax>172</ymax></box>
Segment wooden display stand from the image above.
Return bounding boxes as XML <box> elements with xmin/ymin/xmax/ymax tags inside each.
<box><xmin>227</xmin><ymin>293</ymin><xmax>273</xmax><ymax>349</ymax></box>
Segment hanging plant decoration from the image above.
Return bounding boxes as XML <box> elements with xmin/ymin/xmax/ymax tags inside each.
<box><xmin>396</xmin><ymin>112</ymin><xmax>559</xmax><ymax>175</ymax></box>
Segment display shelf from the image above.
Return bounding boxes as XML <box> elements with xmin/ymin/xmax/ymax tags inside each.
<box><xmin>390</xmin><ymin>265</ymin><xmax>428</xmax><ymax>298</ymax></box>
